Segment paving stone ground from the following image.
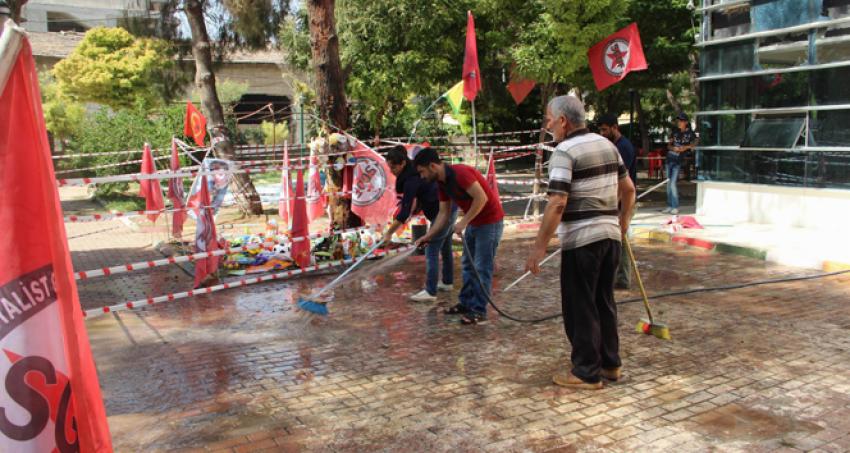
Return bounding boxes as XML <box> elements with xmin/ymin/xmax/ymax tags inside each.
<box><xmin>64</xmin><ymin>189</ymin><xmax>850</xmax><ymax>453</ymax></box>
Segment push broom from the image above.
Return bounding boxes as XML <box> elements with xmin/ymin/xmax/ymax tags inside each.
<box><xmin>296</xmin><ymin>240</ymin><xmax>385</xmax><ymax>315</ymax></box>
<box><xmin>623</xmin><ymin>237</ymin><xmax>671</xmax><ymax>340</ymax></box>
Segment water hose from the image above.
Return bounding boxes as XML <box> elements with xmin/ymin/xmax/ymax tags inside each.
<box><xmin>460</xmin><ymin>235</ymin><xmax>850</xmax><ymax>324</ymax></box>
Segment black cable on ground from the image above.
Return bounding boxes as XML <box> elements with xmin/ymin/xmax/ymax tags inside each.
<box><xmin>461</xmin><ymin>238</ymin><xmax>850</xmax><ymax>324</ymax></box>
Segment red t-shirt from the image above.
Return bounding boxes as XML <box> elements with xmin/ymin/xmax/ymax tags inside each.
<box><xmin>437</xmin><ymin>164</ymin><xmax>504</xmax><ymax>226</ymax></box>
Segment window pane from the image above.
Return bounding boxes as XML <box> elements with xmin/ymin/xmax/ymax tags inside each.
<box><xmin>699</xmin><ymin>149</ymin><xmax>755</xmax><ymax>183</ymax></box>
<box><xmin>711</xmin><ymin>7</ymin><xmax>751</xmax><ymax>39</ymax></box>
<box><xmin>720</xmin><ymin>77</ymin><xmax>756</xmax><ymax>109</ymax></box>
<box><xmin>816</xmin><ymin>28</ymin><xmax>850</xmax><ymax>63</ymax></box>
<box><xmin>757</xmin><ymin>32</ymin><xmax>810</xmax><ymax>68</ymax></box>
<box><xmin>697</xmin><ymin>114</ymin><xmax>750</xmax><ymax>146</ymax></box>
<box><xmin>811</xmin><ymin>66</ymin><xmax>850</xmax><ymax>104</ymax></box>
<box><xmin>755</xmin><ymin>71</ymin><xmax>810</xmax><ymax>108</ymax></box>
<box><xmin>700</xmin><ymin>42</ymin><xmax>756</xmax><ymax>75</ymax></box>
<box><xmin>741</xmin><ymin>117</ymin><xmax>805</xmax><ymax>147</ymax></box>
<box><xmin>751</xmin><ymin>0</ymin><xmax>825</xmax><ymax>32</ymax></box>
<box><xmin>810</xmin><ymin>109</ymin><xmax>850</xmax><ymax>146</ymax></box>
<box><xmin>806</xmin><ymin>151</ymin><xmax>850</xmax><ymax>188</ymax></box>
<box><xmin>722</xmin><ymin>41</ymin><xmax>757</xmax><ymax>73</ymax></box>
<box><xmin>700</xmin><ymin>81</ymin><xmax>721</xmax><ymax>111</ymax></box>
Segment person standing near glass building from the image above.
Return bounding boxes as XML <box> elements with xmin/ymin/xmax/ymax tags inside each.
<box><xmin>664</xmin><ymin>112</ymin><xmax>697</xmax><ymax>215</ymax></box>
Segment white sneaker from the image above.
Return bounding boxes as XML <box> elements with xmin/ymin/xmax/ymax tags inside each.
<box><xmin>409</xmin><ymin>289</ymin><xmax>437</xmax><ymax>302</ymax></box>
<box><xmin>670</xmin><ymin>208</ymin><xmax>679</xmax><ymax>215</ymax></box>
<box><xmin>437</xmin><ymin>282</ymin><xmax>454</xmax><ymax>292</ymax></box>
<box><xmin>661</xmin><ymin>207</ymin><xmax>673</xmax><ymax>214</ymax></box>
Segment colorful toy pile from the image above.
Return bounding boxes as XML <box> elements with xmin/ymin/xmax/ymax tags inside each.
<box><xmin>221</xmin><ymin>226</ymin><xmax>385</xmax><ymax>276</ymax></box>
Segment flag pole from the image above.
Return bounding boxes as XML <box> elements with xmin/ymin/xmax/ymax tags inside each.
<box><xmin>471</xmin><ymin>99</ymin><xmax>479</xmax><ymax>169</ymax></box>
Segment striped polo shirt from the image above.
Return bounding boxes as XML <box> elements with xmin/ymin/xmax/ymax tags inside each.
<box><xmin>548</xmin><ymin>129</ymin><xmax>627</xmax><ymax>250</ymax></box>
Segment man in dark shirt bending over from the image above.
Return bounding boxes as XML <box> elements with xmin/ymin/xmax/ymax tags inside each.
<box><xmin>382</xmin><ymin>145</ymin><xmax>457</xmax><ymax>302</ymax></box>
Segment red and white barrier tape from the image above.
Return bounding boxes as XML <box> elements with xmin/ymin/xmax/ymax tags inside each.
<box><xmin>500</xmin><ymin>194</ymin><xmax>546</xmax><ymax>202</ymax></box>
<box><xmin>385</xmin><ymin>128</ymin><xmax>542</xmax><ymax>141</ymax></box>
<box><xmin>55</xmin><ymin>154</ymin><xmax>173</xmax><ymax>175</ymax></box>
<box><xmin>495</xmin><ymin>178</ymin><xmax>547</xmax><ymax>186</ymax></box>
<box><xmin>57</xmin><ymin>165</ymin><xmax>304</xmax><ymax>187</ymax></box>
<box><xmin>82</xmin><ymin>245</ymin><xmax>415</xmax><ymax>319</ymax></box>
<box><xmin>63</xmin><ymin>190</ymin><xmax>353</xmax><ymax>223</ymax></box>
<box><xmin>74</xmin><ymin>222</ymin><xmax>389</xmax><ymax>280</ymax></box>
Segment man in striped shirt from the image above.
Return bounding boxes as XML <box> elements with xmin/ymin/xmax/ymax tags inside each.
<box><xmin>526</xmin><ymin>95</ymin><xmax>636</xmax><ymax>389</ymax></box>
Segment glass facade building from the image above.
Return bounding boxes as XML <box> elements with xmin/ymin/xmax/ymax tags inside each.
<box><xmin>697</xmin><ymin>0</ymin><xmax>850</xmax><ymax>190</ymax></box>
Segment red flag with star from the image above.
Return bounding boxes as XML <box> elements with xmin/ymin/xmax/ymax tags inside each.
<box><xmin>587</xmin><ymin>23</ymin><xmax>647</xmax><ymax>91</ymax></box>
<box><xmin>0</xmin><ymin>30</ymin><xmax>113</xmax><ymax>452</ymax></box>
<box><xmin>184</xmin><ymin>101</ymin><xmax>207</xmax><ymax>147</ymax></box>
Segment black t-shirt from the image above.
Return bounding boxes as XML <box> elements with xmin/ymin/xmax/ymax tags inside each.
<box><xmin>615</xmin><ymin>136</ymin><xmax>637</xmax><ymax>183</ymax></box>
<box><xmin>671</xmin><ymin>128</ymin><xmax>696</xmax><ymax>155</ymax></box>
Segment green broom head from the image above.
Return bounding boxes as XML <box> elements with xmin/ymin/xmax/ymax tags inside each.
<box><xmin>636</xmin><ymin>318</ymin><xmax>671</xmax><ymax>340</ymax></box>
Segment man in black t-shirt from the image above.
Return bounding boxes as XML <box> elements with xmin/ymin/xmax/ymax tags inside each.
<box><xmin>665</xmin><ymin>112</ymin><xmax>697</xmax><ymax>215</ymax></box>
<box><xmin>598</xmin><ymin>114</ymin><xmax>636</xmax><ymax>289</ymax></box>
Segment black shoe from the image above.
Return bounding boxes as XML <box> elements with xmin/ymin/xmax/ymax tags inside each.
<box><xmin>460</xmin><ymin>312</ymin><xmax>488</xmax><ymax>325</ymax></box>
<box><xmin>444</xmin><ymin>303</ymin><xmax>469</xmax><ymax>315</ymax></box>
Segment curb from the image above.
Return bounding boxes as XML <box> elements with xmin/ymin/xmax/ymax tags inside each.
<box><xmin>633</xmin><ymin>227</ymin><xmax>850</xmax><ymax>272</ymax></box>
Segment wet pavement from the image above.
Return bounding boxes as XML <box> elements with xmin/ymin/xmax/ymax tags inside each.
<box><xmin>80</xmin><ymin>229</ymin><xmax>850</xmax><ymax>452</ymax></box>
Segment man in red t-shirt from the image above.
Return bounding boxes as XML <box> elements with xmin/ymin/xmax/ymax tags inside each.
<box><xmin>413</xmin><ymin>148</ymin><xmax>504</xmax><ymax>325</ymax></box>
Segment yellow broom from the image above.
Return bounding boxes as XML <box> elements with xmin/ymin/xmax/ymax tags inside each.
<box><xmin>623</xmin><ymin>237</ymin><xmax>671</xmax><ymax>340</ymax></box>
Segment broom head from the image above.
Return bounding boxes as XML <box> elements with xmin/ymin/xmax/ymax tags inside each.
<box><xmin>636</xmin><ymin>318</ymin><xmax>671</xmax><ymax>340</ymax></box>
<box><xmin>297</xmin><ymin>298</ymin><xmax>329</xmax><ymax>316</ymax></box>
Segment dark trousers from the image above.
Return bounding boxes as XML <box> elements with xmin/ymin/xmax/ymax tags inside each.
<box><xmin>560</xmin><ymin>239</ymin><xmax>622</xmax><ymax>383</ymax></box>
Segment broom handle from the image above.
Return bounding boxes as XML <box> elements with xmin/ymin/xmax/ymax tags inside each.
<box><xmin>503</xmin><ymin>248</ymin><xmax>561</xmax><ymax>292</ymax></box>
<box><xmin>312</xmin><ymin>240</ymin><xmax>385</xmax><ymax>299</ymax></box>
<box><xmin>624</xmin><ymin>237</ymin><xmax>654</xmax><ymax>324</ymax></box>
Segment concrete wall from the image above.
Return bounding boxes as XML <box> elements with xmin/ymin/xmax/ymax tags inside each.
<box><xmin>215</xmin><ymin>63</ymin><xmax>298</xmax><ymax>99</ymax></box>
<box><xmin>696</xmin><ymin>181</ymin><xmax>850</xmax><ymax>231</ymax></box>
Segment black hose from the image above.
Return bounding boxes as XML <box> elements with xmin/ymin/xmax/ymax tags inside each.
<box><xmin>460</xmin><ymin>237</ymin><xmax>850</xmax><ymax>324</ymax></box>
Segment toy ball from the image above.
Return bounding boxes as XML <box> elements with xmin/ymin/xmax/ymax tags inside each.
<box><xmin>273</xmin><ymin>242</ymin><xmax>291</xmax><ymax>257</ymax></box>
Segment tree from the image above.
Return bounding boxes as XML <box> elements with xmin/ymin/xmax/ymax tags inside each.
<box><xmin>184</xmin><ymin>0</ymin><xmax>264</xmax><ymax>215</ymax></box>
<box><xmin>307</xmin><ymin>0</ymin><xmax>349</xmax><ymax>131</ymax></box>
<box><xmin>52</xmin><ymin>27</ymin><xmax>178</xmax><ymax>109</ymax></box>
<box><xmin>39</xmin><ymin>72</ymin><xmax>85</xmax><ymax>152</ymax></box>
<box><xmin>337</xmin><ymin>0</ymin><xmax>467</xmax><ymax>140</ymax></box>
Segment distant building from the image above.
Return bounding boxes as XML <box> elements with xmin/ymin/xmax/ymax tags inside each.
<box><xmin>21</xmin><ymin>0</ymin><xmax>165</xmax><ymax>33</ymax></box>
<box><xmin>696</xmin><ymin>0</ymin><xmax>850</xmax><ymax>228</ymax></box>
<box><xmin>26</xmin><ymin>29</ymin><xmax>307</xmax><ymax>129</ymax></box>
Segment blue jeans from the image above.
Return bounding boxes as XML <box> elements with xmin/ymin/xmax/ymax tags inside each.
<box><xmin>425</xmin><ymin>209</ymin><xmax>458</xmax><ymax>295</ymax></box>
<box><xmin>666</xmin><ymin>153</ymin><xmax>681</xmax><ymax>209</ymax></box>
<box><xmin>458</xmin><ymin>221</ymin><xmax>504</xmax><ymax>316</ymax></box>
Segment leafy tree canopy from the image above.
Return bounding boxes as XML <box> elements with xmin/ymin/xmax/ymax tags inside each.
<box><xmin>52</xmin><ymin>27</ymin><xmax>179</xmax><ymax>109</ymax></box>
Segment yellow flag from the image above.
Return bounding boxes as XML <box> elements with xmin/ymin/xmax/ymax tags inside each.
<box><xmin>444</xmin><ymin>81</ymin><xmax>464</xmax><ymax>114</ymax></box>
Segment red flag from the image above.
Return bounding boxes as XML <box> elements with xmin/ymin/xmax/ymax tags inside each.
<box><xmin>167</xmin><ymin>138</ymin><xmax>187</xmax><ymax>238</ymax></box>
<box><xmin>290</xmin><ymin>169</ymin><xmax>312</xmax><ymax>269</ymax></box>
<box><xmin>507</xmin><ymin>78</ymin><xmax>536</xmax><ymax>105</ymax></box>
<box><xmin>350</xmin><ymin>137</ymin><xmax>397</xmax><ymax>225</ymax></box>
<box><xmin>139</xmin><ymin>143</ymin><xmax>165</xmax><ymax>222</ymax></box>
<box><xmin>0</xmin><ymin>37</ymin><xmax>113</xmax><ymax>452</ymax></box>
<box><xmin>587</xmin><ymin>23</ymin><xmax>648</xmax><ymax>92</ymax></box>
<box><xmin>184</xmin><ymin>101</ymin><xmax>207</xmax><ymax>147</ymax></box>
<box><xmin>193</xmin><ymin>176</ymin><xmax>220</xmax><ymax>288</ymax></box>
<box><xmin>278</xmin><ymin>142</ymin><xmax>293</xmax><ymax>227</ymax></box>
<box><xmin>462</xmin><ymin>11</ymin><xmax>482</xmax><ymax>102</ymax></box>
<box><xmin>306</xmin><ymin>150</ymin><xmax>327</xmax><ymax>223</ymax></box>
